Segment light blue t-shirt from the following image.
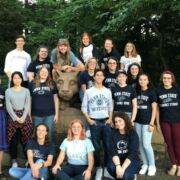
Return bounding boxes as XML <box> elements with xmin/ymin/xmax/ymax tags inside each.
<box><xmin>60</xmin><ymin>138</ymin><xmax>94</xmax><ymax>165</ymax></box>
<box><xmin>50</xmin><ymin>49</ymin><xmax>78</xmax><ymax>66</ymax></box>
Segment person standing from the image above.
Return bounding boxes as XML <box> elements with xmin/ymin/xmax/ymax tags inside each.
<box><xmin>5</xmin><ymin>71</ymin><xmax>32</xmax><ymax>168</ymax></box>
<box><xmin>120</xmin><ymin>42</ymin><xmax>141</xmax><ymax>72</ymax></box>
<box><xmin>27</xmin><ymin>46</ymin><xmax>53</xmax><ymax>81</ymax></box>
<box><xmin>135</xmin><ymin>74</ymin><xmax>157</xmax><ymax>176</ymax></box>
<box><xmin>4</xmin><ymin>35</ymin><xmax>31</xmax><ymax>87</ymax></box>
<box><xmin>81</xmin><ymin>69</ymin><xmax>113</xmax><ymax>180</ymax></box>
<box><xmin>156</xmin><ymin>70</ymin><xmax>180</xmax><ymax>177</ymax></box>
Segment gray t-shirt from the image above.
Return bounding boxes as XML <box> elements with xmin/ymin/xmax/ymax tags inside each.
<box><xmin>5</xmin><ymin>87</ymin><xmax>30</xmax><ymax>121</ymax></box>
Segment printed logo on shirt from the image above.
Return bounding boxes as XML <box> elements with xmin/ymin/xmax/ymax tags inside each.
<box><xmin>117</xmin><ymin>140</ymin><xmax>128</xmax><ymax>154</ymax></box>
<box><xmin>36</xmin><ymin>64</ymin><xmax>50</xmax><ymax>70</ymax></box>
<box><xmin>33</xmin><ymin>150</ymin><xmax>44</xmax><ymax>159</ymax></box>
<box><xmin>159</xmin><ymin>93</ymin><xmax>178</xmax><ymax>107</ymax></box>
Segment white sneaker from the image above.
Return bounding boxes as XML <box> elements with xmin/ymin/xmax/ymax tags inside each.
<box><xmin>147</xmin><ymin>166</ymin><xmax>156</xmax><ymax>176</ymax></box>
<box><xmin>95</xmin><ymin>167</ymin><xmax>103</xmax><ymax>180</ymax></box>
<box><xmin>139</xmin><ymin>164</ymin><xmax>148</xmax><ymax>175</ymax></box>
<box><xmin>104</xmin><ymin>167</ymin><xmax>114</xmax><ymax>179</ymax></box>
<box><xmin>11</xmin><ymin>160</ymin><xmax>18</xmax><ymax>168</ymax></box>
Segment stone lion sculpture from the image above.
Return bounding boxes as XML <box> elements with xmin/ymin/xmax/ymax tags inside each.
<box><xmin>53</xmin><ymin>71</ymin><xmax>79</xmax><ymax>110</ymax></box>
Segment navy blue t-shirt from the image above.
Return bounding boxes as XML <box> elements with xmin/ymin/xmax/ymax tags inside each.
<box><xmin>135</xmin><ymin>89</ymin><xmax>157</xmax><ymax>125</ymax></box>
<box><xmin>27</xmin><ymin>59</ymin><xmax>53</xmax><ymax>77</ymax></box>
<box><xmin>79</xmin><ymin>71</ymin><xmax>94</xmax><ymax>89</ymax></box>
<box><xmin>104</xmin><ymin>70</ymin><xmax>118</xmax><ymax>89</ymax></box>
<box><xmin>26</xmin><ymin>139</ymin><xmax>55</xmax><ymax>162</ymax></box>
<box><xmin>110</xmin><ymin>129</ymin><xmax>139</xmax><ymax>163</ymax></box>
<box><xmin>156</xmin><ymin>86</ymin><xmax>180</xmax><ymax>123</ymax></box>
<box><xmin>111</xmin><ymin>85</ymin><xmax>137</xmax><ymax>112</ymax></box>
<box><xmin>29</xmin><ymin>81</ymin><xmax>58</xmax><ymax>116</ymax></box>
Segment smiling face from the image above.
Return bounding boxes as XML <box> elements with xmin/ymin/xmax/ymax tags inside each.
<box><xmin>87</xmin><ymin>58</ymin><xmax>97</xmax><ymax>70</ymax></box>
<box><xmin>126</xmin><ymin>43</ymin><xmax>134</xmax><ymax>53</ymax></box>
<box><xmin>138</xmin><ymin>74</ymin><xmax>149</xmax><ymax>89</ymax></box>
<box><xmin>114</xmin><ymin>117</ymin><xmax>126</xmax><ymax>133</ymax></box>
<box><xmin>162</xmin><ymin>73</ymin><xmax>173</xmax><ymax>88</ymax></box>
<box><xmin>82</xmin><ymin>35</ymin><xmax>90</xmax><ymax>46</ymax></box>
<box><xmin>107</xmin><ymin>59</ymin><xmax>117</xmax><ymax>72</ymax></box>
<box><xmin>38</xmin><ymin>48</ymin><xmax>48</xmax><ymax>60</ymax></box>
<box><xmin>104</xmin><ymin>39</ymin><xmax>113</xmax><ymax>52</ymax></box>
<box><xmin>15</xmin><ymin>37</ymin><xmax>25</xmax><ymax>49</ymax></box>
<box><xmin>58</xmin><ymin>44</ymin><xmax>68</xmax><ymax>54</ymax></box>
<box><xmin>36</xmin><ymin>124</ymin><xmax>48</xmax><ymax>140</ymax></box>
<box><xmin>117</xmin><ymin>73</ymin><xmax>127</xmax><ymax>85</ymax></box>
<box><xmin>130</xmin><ymin>65</ymin><xmax>139</xmax><ymax>77</ymax></box>
<box><xmin>94</xmin><ymin>71</ymin><xmax>105</xmax><ymax>85</ymax></box>
<box><xmin>39</xmin><ymin>67</ymin><xmax>49</xmax><ymax>80</ymax></box>
<box><xmin>71</xmin><ymin>122</ymin><xmax>83</xmax><ymax>137</ymax></box>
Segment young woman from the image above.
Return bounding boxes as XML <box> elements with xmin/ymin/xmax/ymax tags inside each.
<box><xmin>107</xmin><ymin>112</ymin><xmax>140</xmax><ymax>180</ymax></box>
<box><xmin>79</xmin><ymin>32</ymin><xmax>98</xmax><ymax>64</ymax></box>
<box><xmin>100</xmin><ymin>38</ymin><xmax>120</xmax><ymax>69</ymax></box>
<box><xmin>50</xmin><ymin>38</ymin><xmax>84</xmax><ymax>73</ymax></box>
<box><xmin>78</xmin><ymin>57</ymin><xmax>99</xmax><ymax>101</ymax></box>
<box><xmin>27</xmin><ymin>46</ymin><xmax>53</xmax><ymax>81</ymax></box>
<box><xmin>5</xmin><ymin>71</ymin><xmax>32</xmax><ymax>167</ymax></box>
<box><xmin>135</xmin><ymin>74</ymin><xmax>157</xmax><ymax>176</ymax></box>
<box><xmin>127</xmin><ymin>63</ymin><xmax>143</xmax><ymax>89</ymax></box>
<box><xmin>111</xmin><ymin>70</ymin><xmax>137</xmax><ymax>124</ymax></box>
<box><xmin>120</xmin><ymin>42</ymin><xmax>141</xmax><ymax>72</ymax></box>
<box><xmin>52</xmin><ymin>119</ymin><xmax>94</xmax><ymax>180</ymax></box>
<box><xmin>156</xmin><ymin>70</ymin><xmax>180</xmax><ymax>176</ymax></box>
<box><xmin>28</xmin><ymin>66</ymin><xmax>59</xmax><ymax>140</ymax></box>
<box><xmin>104</xmin><ymin>57</ymin><xmax>119</xmax><ymax>89</ymax></box>
<box><xmin>9</xmin><ymin>123</ymin><xmax>55</xmax><ymax>180</ymax></box>
<box><xmin>0</xmin><ymin>79</ymin><xmax>8</xmax><ymax>179</ymax></box>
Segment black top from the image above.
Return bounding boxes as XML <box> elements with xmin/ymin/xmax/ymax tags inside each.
<box><xmin>111</xmin><ymin>85</ymin><xmax>137</xmax><ymax>112</ymax></box>
<box><xmin>156</xmin><ymin>86</ymin><xmax>180</xmax><ymax>123</ymax></box>
<box><xmin>78</xmin><ymin>71</ymin><xmax>94</xmax><ymax>89</ymax></box>
<box><xmin>104</xmin><ymin>70</ymin><xmax>118</xmax><ymax>89</ymax></box>
<box><xmin>29</xmin><ymin>81</ymin><xmax>58</xmax><ymax>116</ymax></box>
<box><xmin>135</xmin><ymin>89</ymin><xmax>157</xmax><ymax>125</ymax></box>
<box><xmin>100</xmin><ymin>49</ymin><xmax>120</xmax><ymax>67</ymax></box>
<box><xmin>26</xmin><ymin>139</ymin><xmax>55</xmax><ymax>163</ymax></box>
<box><xmin>27</xmin><ymin>59</ymin><xmax>53</xmax><ymax>77</ymax></box>
<box><xmin>110</xmin><ymin>129</ymin><xmax>139</xmax><ymax>163</ymax></box>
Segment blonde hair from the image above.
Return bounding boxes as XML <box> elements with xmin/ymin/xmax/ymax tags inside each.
<box><xmin>124</xmin><ymin>42</ymin><xmax>138</xmax><ymax>58</ymax></box>
<box><xmin>85</xmin><ymin>57</ymin><xmax>99</xmax><ymax>70</ymax></box>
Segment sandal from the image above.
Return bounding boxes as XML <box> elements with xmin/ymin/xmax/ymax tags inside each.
<box><xmin>177</xmin><ymin>167</ymin><xmax>180</xmax><ymax>176</ymax></box>
<box><xmin>168</xmin><ymin>166</ymin><xmax>177</xmax><ymax>176</ymax></box>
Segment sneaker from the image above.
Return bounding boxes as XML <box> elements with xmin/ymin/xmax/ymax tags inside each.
<box><xmin>147</xmin><ymin>166</ymin><xmax>156</xmax><ymax>176</ymax></box>
<box><xmin>11</xmin><ymin>160</ymin><xmax>18</xmax><ymax>168</ymax></box>
<box><xmin>104</xmin><ymin>167</ymin><xmax>114</xmax><ymax>179</ymax></box>
<box><xmin>139</xmin><ymin>164</ymin><xmax>148</xmax><ymax>175</ymax></box>
<box><xmin>95</xmin><ymin>167</ymin><xmax>103</xmax><ymax>180</ymax></box>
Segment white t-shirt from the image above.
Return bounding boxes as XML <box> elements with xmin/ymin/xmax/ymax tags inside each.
<box><xmin>120</xmin><ymin>54</ymin><xmax>141</xmax><ymax>72</ymax></box>
<box><xmin>60</xmin><ymin>138</ymin><xmax>94</xmax><ymax>165</ymax></box>
<box><xmin>81</xmin><ymin>44</ymin><xmax>93</xmax><ymax>63</ymax></box>
<box><xmin>4</xmin><ymin>49</ymin><xmax>31</xmax><ymax>81</ymax></box>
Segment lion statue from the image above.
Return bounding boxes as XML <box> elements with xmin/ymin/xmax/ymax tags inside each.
<box><xmin>53</xmin><ymin>71</ymin><xmax>80</xmax><ymax>110</ymax></box>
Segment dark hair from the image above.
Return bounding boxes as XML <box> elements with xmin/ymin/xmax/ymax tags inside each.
<box><xmin>127</xmin><ymin>63</ymin><xmax>143</xmax><ymax>84</ymax></box>
<box><xmin>136</xmin><ymin>73</ymin><xmax>154</xmax><ymax>94</ymax></box>
<box><xmin>34</xmin><ymin>45</ymin><xmax>49</xmax><ymax>61</ymax></box>
<box><xmin>33</xmin><ymin>123</ymin><xmax>49</xmax><ymax>145</ymax></box>
<box><xmin>160</xmin><ymin>70</ymin><xmax>176</xmax><ymax>86</ymax></box>
<box><xmin>113</xmin><ymin>112</ymin><xmax>134</xmax><ymax>134</ymax></box>
<box><xmin>94</xmin><ymin>69</ymin><xmax>104</xmax><ymax>77</ymax></box>
<box><xmin>15</xmin><ymin>35</ymin><xmax>26</xmax><ymax>41</ymax></box>
<box><xmin>10</xmin><ymin>71</ymin><xmax>24</xmax><ymax>87</ymax></box>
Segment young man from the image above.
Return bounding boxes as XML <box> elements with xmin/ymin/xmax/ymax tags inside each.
<box><xmin>81</xmin><ymin>69</ymin><xmax>113</xmax><ymax>180</ymax></box>
<box><xmin>4</xmin><ymin>35</ymin><xmax>31</xmax><ymax>87</ymax></box>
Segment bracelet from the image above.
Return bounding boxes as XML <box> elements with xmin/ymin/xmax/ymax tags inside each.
<box><xmin>115</xmin><ymin>164</ymin><xmax>120</xmax><ymax>166</ymax></box>
<box><xmin>149</xmin><ymin>124</ymin><xmax>154</xmax><ymax>127</ymax></box>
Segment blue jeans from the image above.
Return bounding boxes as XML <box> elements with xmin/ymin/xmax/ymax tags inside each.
<box><xmin>90</xmin><ymin>119</ymin><xmax>111</xmax><ymax>167</ymax></box>
<box><xmin>107</xmin><ymin>159</ymin><xmax>139</xmax><ymax>180</ymax></box>
<box><xmin>135</xmin><ymin>122</ymin><xmax>155</xmax><ymax>166</ymax></box>
<box><xmin>9</xmin><ymin>159</ymin><xmax>49</xmax><ymax>180</ymax></box>
<box><xmin>33</xmin><ymin>115</ymin><xmax>54</xmax><ymax>140</ymax></box>
<box><xmin>54</xmin><ymin>164</ymin><xmax>87</xmax><ymax>180</ymax></box>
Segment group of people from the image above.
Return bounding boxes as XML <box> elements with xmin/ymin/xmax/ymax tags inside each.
<box><xmin>0</xmin><ymin>32</ymin><xmax>179</xmax><ymax>180</ymax></box>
